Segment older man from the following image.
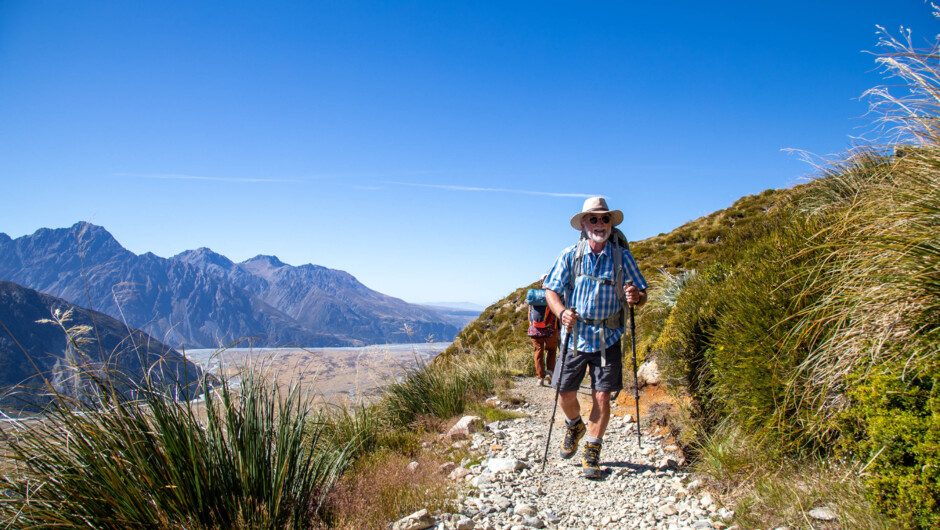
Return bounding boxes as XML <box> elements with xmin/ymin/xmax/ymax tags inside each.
<box><xmin>543</xmin><ymin>197</ymin><xmax>647</xmax><ymax>479</ymax></box>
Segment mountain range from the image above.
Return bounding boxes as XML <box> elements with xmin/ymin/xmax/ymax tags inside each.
<box><xmin>0</xmin><ymin>223</ymin><xmax>462</xmax><ymax>349</ymax></box>
<box><xmin>0</xmin><ymin>280</ymin><xmax>202</xmax><ymax>412</ymax></box>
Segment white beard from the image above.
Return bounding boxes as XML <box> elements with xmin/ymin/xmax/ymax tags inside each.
<box><xmin>585</xmin><ymin>226</ymin><xmax>609</xmax><ymax>245</ymax></box>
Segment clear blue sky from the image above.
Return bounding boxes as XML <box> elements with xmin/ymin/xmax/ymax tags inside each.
<box><xmin>1</xmin><ymin>1</ymin><xmax>936</xmax><ymax>307</ymax></box>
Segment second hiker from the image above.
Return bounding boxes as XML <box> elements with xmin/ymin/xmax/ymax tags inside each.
<box><xmin>543</xmin><ymin>196</ymin><xmax>648</xmax><ymax>479</ymax></box>
<box><xmin>528</xmin><ymin>274</ymin><xmax>558</xmax><ymax>387</ymax></box>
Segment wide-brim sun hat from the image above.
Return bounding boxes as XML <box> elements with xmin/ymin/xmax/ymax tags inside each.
<box><xmin>569</xmin><ymin>197</ymin><xmax>624</xmax><ymax>230</ymax></box>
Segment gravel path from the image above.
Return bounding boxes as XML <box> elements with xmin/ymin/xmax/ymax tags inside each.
<box><xmin>400</xmin><ymin>376</ymin><xmax>735</xmax><ymax>530</ymax></box>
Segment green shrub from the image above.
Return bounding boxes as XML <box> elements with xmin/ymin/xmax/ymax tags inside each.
<box><xmin>840</xmin><ymin>366</ymin><xmax>940</xmax><ymax>529</ymax></box>
<box><xmin>653</xmin><ymin>210</ymin><xmax>836</xmax><ymax>450</ymax></box>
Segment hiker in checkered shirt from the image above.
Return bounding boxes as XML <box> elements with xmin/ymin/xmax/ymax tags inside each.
<box><xmin>543</xmin><ymin>197</ymin><xmax>648</xmax><ymax>479</ymax></box>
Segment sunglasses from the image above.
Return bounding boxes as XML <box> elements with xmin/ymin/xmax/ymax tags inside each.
<box><xmin>586</xmin><ymin>215</ymin><xmax>611</xmax><ymax>225</ymax></box>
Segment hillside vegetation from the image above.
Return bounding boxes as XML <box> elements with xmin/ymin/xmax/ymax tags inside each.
<box><xmin>446</xmin><ymin>25</ymin><xmax>940</xmax><ymax>529</ymax></box>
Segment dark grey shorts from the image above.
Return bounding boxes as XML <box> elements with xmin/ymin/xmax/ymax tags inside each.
<box><xmin>551</xmin><ymin>339</ymin><xmax>623</xmax><ymax>393</ymax></box>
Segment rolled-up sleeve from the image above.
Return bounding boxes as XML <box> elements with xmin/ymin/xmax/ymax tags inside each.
<box><xmin>542</xmin><ymin>245</ymin><xmax>575</xmax><ymax>302</ymax></box>
<box><xmin>621</xmin><ymin>247</ymin><xmax>648</xmax><ymax>291</ymax></box>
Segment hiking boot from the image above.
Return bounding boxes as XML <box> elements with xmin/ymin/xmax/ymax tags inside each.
<box><xmin>559</xmin><ymin>419</ymin><xmax>586</xmax><ymax>459</ymax></box>
<box><xmin>543</xmin><ymin>374</ymin><xmax>552</xmax><ymax>387</ymax></box>
<box><xmin>582</xmin><ymin>441</ymin><xmax>603</xmax><ymax>479</ymax></box>
<box><xmin>536</xmin><ymin>377</ymin><xmax>543</xmax><ymax>386</ymax></box>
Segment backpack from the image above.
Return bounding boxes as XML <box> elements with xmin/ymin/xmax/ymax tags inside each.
<box><xmin>526</xmin><ymin>288</ymin><xmax>556</xmax><ymax>329</ymax></box>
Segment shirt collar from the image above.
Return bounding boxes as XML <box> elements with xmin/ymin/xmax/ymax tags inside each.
<box><xmin>586</xmin><ymin>239</ymin><xmax>612</xmax><ymax>259</ymax></box>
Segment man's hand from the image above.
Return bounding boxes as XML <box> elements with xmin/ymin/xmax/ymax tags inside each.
<box><xmin>560</xmin><ymin>308</ymin><xmax>580</xmax><ymax>327</ymax></box>
<box><xmin>625</xmin><ymin>285</ymin><xmax>646</xmax><ymax>307</ymax></box>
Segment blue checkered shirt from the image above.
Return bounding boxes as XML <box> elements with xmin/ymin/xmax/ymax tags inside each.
<box><xmin>543</xmin><ymin>240</ymin><xmax>648</xmax><ymax>352</ymax></box>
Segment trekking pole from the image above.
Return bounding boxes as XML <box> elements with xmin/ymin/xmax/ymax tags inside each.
<box><xmin>626</xmin><ymin>280</ymin><xmax>642</xmax><ymax>447</ymax></box>
<box><xmin>542</xmin><ymin>328</ymin><xmax>572</xmax><ymax>472</ymax></box>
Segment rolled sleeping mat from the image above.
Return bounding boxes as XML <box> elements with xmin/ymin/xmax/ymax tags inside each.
<box><xmin>526</xmin><ymin>288</ymin><xmax>547</xmax><ymax>306</ymax></box>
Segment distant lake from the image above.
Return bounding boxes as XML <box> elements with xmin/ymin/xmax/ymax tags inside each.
<box><xmin>182</xmin><ymin>342</ymin><xmax>452</xmax><ymax>403</ymax></box>
<box><xmin>183</xmin><ymin>342</ymin><xmax>449</xmax><ymax>365</ymax></box>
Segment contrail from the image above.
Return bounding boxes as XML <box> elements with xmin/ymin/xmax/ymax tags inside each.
<box><xmin>385</xmin><ymin>181</ymin><xmax>596</xmax><ymax>198</ymax></box>
<box><xmin>116</xmin><ymin>173</ymin><xmax>297</xmax><ymax>183</ymax></box>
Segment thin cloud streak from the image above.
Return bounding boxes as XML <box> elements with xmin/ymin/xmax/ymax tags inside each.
<box><xmin>116</xmin><ymin>173</ymin><xmax>297</xmax><ymax>183</ymax></box>
<box><xmin>385</xmin><ymin>181</ymin><xmax>596</xmax><ymax>198</ymax></box>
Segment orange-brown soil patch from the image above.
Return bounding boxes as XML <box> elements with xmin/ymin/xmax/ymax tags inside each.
<box><xmin>612</xmin><ymin>383</ymin><xmax>677</xmax><ymax>418</ymax></box>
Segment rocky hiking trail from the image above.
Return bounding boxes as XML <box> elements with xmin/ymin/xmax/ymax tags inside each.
<box><xmin>392</xmin><ymin>377</ymin><xmax>735</xmax><ymax>530</ymax></box>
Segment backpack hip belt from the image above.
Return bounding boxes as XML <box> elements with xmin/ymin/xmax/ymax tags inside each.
<box><xmin>578</xmin><ymin>311</ymin><xmax>623</xmax><ymax>329</ymax></box>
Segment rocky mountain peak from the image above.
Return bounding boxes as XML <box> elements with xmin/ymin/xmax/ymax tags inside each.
<box><xmin>239</xmin><ymin>255</ymin><xmax>287</xmax><ymax>278</ymax></box>
<box><xmin>174</xmin><ymin>247</ymin><xmax>235</xmax><ymax>271</ymax></box>
<box><xmin>245</xmin><ymin>254</ymin><xmax>286</xmax><ymax>266</ymax></box>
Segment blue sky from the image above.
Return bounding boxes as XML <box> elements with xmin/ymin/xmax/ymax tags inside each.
<box><xmin>1</xmin><ymin>1</ymin><xmax>937</xmax><ymax>307</ymax></box>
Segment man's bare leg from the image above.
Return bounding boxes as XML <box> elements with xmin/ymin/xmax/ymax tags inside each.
<box><xmin>587</xmin><ymin>390</ymin><xmax>611</xmax><ymax>439</ymax></box>
<box><xmin>559</xmin><ymin>390</ymin><xmax>580</xmax><ymax>420</ymax></box>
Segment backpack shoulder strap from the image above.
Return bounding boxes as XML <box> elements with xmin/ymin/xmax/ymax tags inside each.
<box><xmin>569</xmin><ymin>237</ymin><xmax>588</xmax><ymax>295</ymax></box>
<box><xmin>613</xmin><ymin>241</ymin><xmax>625</xmax><ymax>304</ymax></box>
<box><xmin>610</xmin><ymin>228</ymin><xmax>629</xmax><ymax>305</ymax></box>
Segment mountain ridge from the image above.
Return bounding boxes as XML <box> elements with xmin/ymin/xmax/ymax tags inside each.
<box><xmin>0</xmin><ymin>223</ymin><xmax>459</xmax><ymax>348</ymax></box>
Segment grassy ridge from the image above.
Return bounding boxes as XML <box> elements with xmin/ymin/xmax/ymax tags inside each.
<box><xmin>443</xmin><ymin>187</ymin><xmax>788</xmax><ymax>363</ymax></box>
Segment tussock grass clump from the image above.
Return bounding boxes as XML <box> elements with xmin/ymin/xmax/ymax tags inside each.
<box><xmin>0</xmin><ymin>363</ymin><xmax>349</xmax><ymax>529</ymax></box>
<box><xmin>383</xmin><ymin>343</ymin><xmax>529</xmax><ymax>428</ymax></box>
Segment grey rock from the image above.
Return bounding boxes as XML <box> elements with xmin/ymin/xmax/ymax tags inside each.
<box><xmin>484</xmin><ymin>457</ymin><xmax>527</xmax><ymax>474</ymax></box>
<box><xmin>809</xmin><ymin>506</ymin><xmax>837</xmax><ymax>521</ymax></box>
<box><xmin>391</xmin><ymin>509</ymin><xmax>436</xmax><ymax>530</ymax></box>
<box><xmin>700</xmin><ymin>493</ymin><xmax>714</xmax><ymax>507</ymax></box>
<box><xmin>491</xmin><ymin>495</ymin><xmax>512</xmax><ymax>511</ymax></box>
<box><xmin>521</xmin><ymin>515</ymin><xmax>545</xmax><ymax>528</ymax></box>
<box><xmin>447</xmin><ymin>416</ymin><xmax>484</xmax><ymax>440</ymax></box>
<box><xmin>636</xmin><ymin>358</ymin><xmax>661</xmax><ymax>386</ymax></box>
